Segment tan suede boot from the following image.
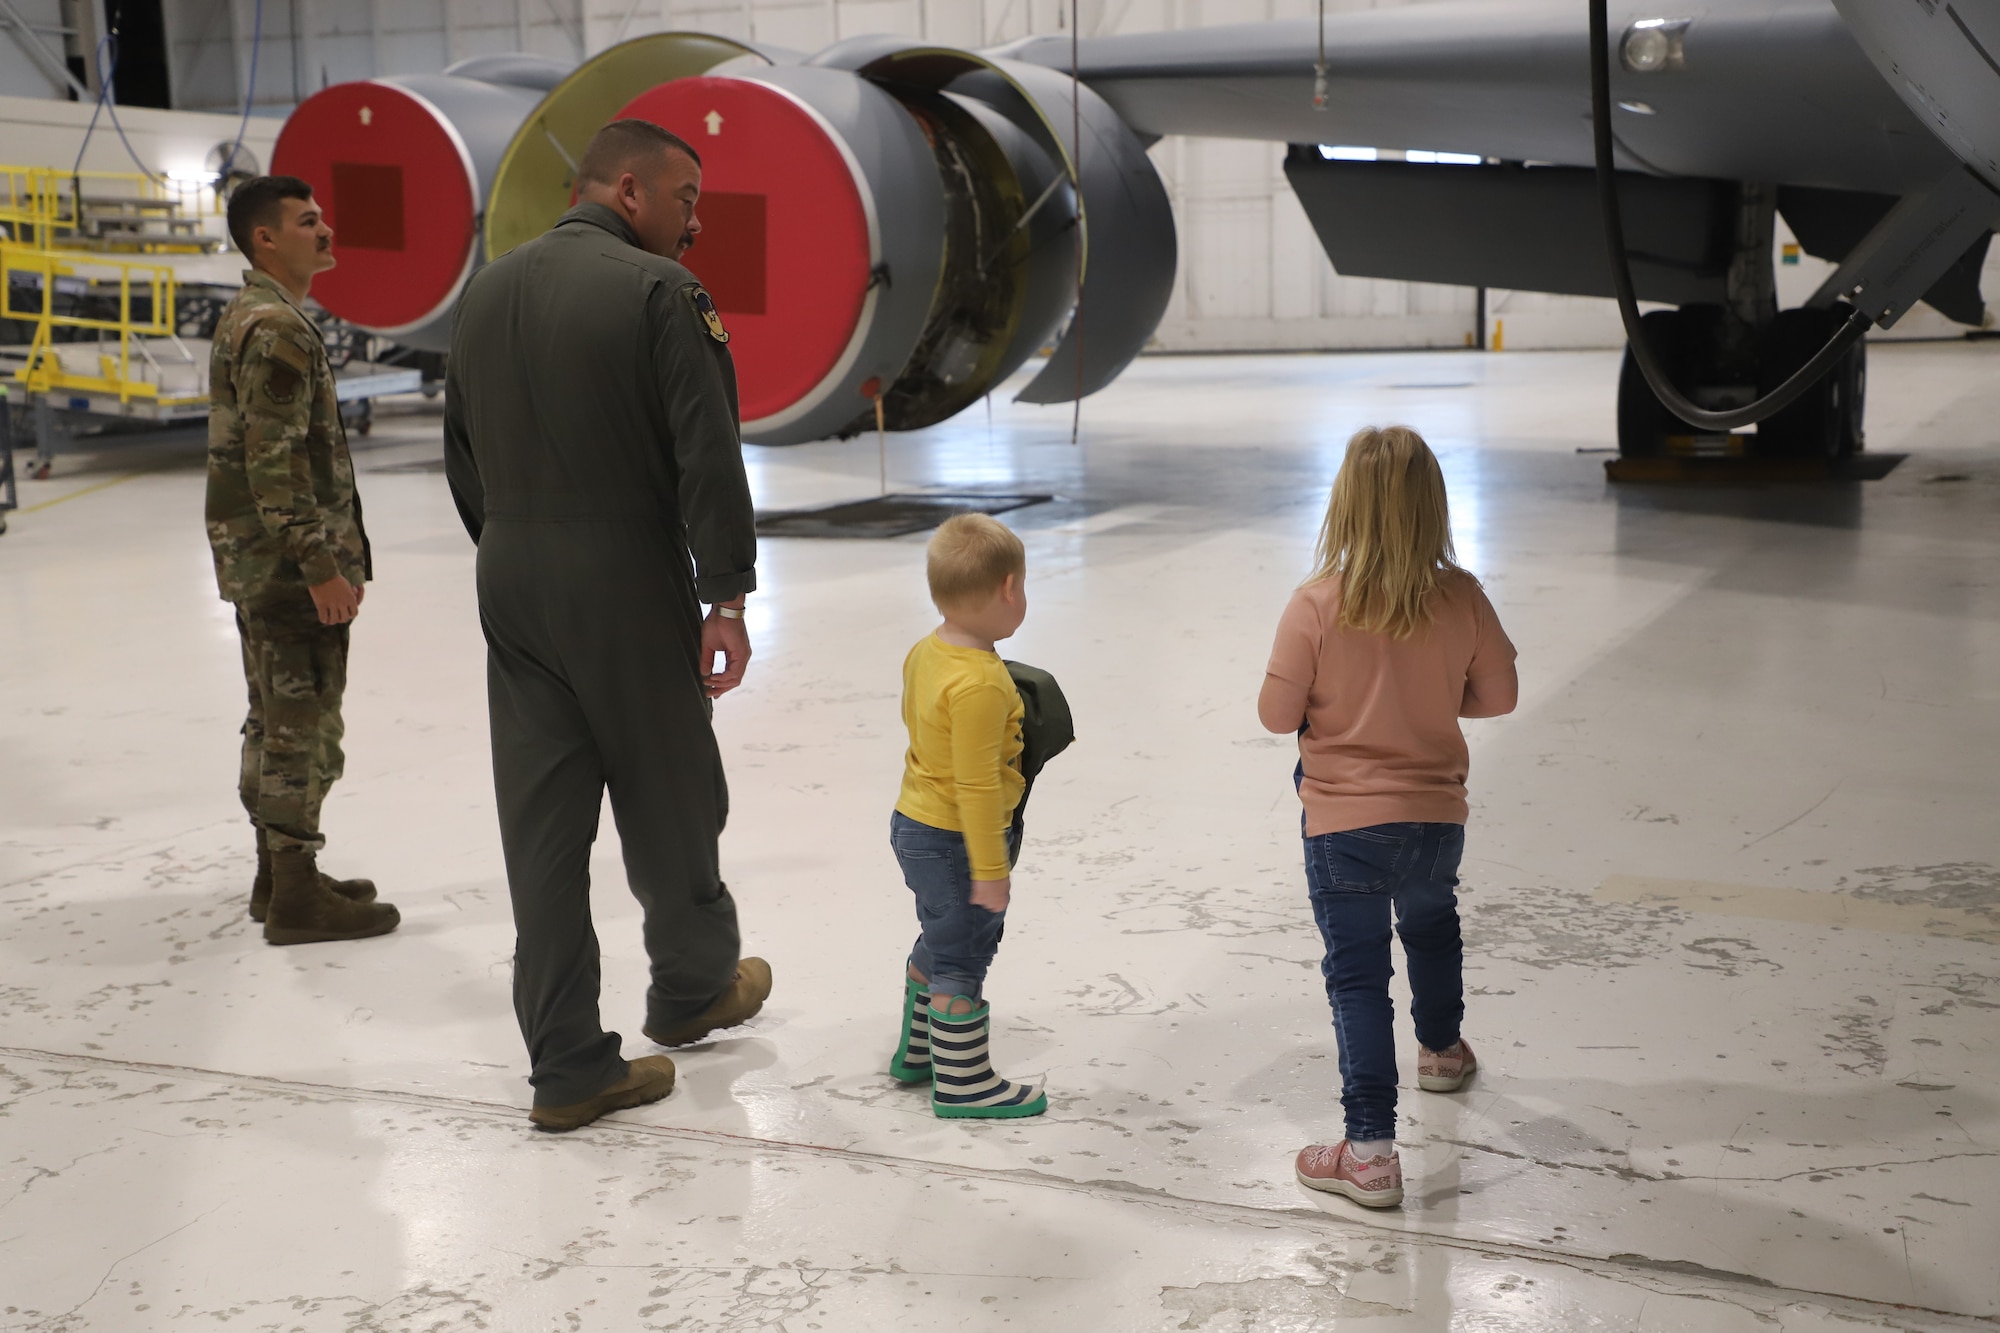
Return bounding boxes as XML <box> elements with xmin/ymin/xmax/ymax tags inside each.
<box><xmin>263</xmin><ymin>849</ymin><xmax>400</xmax><ymax>946</ymax></box>
<box><xmin>642</xmin><ymin>958</ymin><xmax>773</xmax><ymax>1047</ymax></box>
<box><xmin>528</xmin><ymin>1056</ymin><xmax>677</xmax><ymax>1132</ymax></box>
<box><xmin>248</xmin><ymin>828</ymin><xmax>379</xmax><ymax>922</ymax></box>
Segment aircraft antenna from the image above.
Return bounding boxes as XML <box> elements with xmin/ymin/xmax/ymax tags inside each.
<box><xmin>1588</xmin><ymin>0</ymin><xmax>1870</xmax><ymax>431</ymax></box>
<box><xmin>1313</xmin><ymin>0</ymin><xmax>1327</xmax><ymax>109</ymax></box>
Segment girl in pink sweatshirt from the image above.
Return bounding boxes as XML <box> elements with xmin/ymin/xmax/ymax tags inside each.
<box><xmin>1259</xmin><ymin>425</ymin><xmax>1518</xmax><ymax>1209</ymax></box>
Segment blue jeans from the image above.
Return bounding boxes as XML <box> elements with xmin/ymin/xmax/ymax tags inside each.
<box><xmin>1305</xmin><ymin>821</ymin><xmax>1466</xmax><ymax>1142</ymax></box>
<box><xmin>892</xmin><ymin>811</ymin><xmax>1019</xmax><ymax>1004</ymax></box>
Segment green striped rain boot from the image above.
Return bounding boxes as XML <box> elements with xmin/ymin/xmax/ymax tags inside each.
<box><xmin>927</xmin><ymin>1002</ymin><xmax>1047</xmax><ymax>1119</ymax></box>
<box><xmin>889</xmin><ymin>976</ymin><xmax>933</xmax><ymax>1084</ymax></box>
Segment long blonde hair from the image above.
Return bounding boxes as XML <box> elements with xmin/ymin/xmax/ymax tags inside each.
<box><xmin>1308</xmin><ymin>426</ymin><xmax>1465</xmax><ymax>638</ymax></box>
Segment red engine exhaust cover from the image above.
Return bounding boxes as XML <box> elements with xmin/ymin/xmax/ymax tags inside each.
<box><xmin>616</xmin><ymin>76</ymin><xmax>876</xmax><ymax>429</ymax></box>
<box><xmin>270</xmin><ymin>81</ymin><xmax>479</xmax><ymax>337</ymax></box>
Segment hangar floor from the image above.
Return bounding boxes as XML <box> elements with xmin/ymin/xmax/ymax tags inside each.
<box><xmin>2</xmin><ymin>344</ymin><xmax>1996</xmax><ymax>1331</ymax></box>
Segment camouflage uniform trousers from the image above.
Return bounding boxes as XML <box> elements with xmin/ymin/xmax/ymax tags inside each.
<box><xmin>235</xmin><ymin>592</ymin><xmax>348</xmax><ymax>855</ymax></box>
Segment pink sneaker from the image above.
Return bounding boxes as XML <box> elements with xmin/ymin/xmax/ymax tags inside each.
<box><xmin>1295</xmin><ymin>1141</ymin><xmax>1404</xmax><ymax>1208</ymax></box>
<box><xmin>1418</xmin><ymin>1037</ymin><xmax>1476</xmax><ymax>1092</ymax></box>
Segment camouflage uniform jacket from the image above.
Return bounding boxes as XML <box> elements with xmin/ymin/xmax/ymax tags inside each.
<box><xmin>205</xmin><ymin>270</ymin><xmax>370</xmax><ymax>603</ymax></box>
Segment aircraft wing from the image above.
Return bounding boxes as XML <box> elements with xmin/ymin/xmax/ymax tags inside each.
<box><xmin>1006</xmin><ymin>0</ymin><xmax>1961</xmax><ymax>196</ymax></box>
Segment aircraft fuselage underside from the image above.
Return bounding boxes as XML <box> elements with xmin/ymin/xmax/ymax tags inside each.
<box><xmin>273</xmin><ymin>0</ymin><xmax>1998</xmax><ymax>458</ymax></box>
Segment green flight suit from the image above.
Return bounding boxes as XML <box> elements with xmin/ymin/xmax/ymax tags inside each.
<box><xmin>205</xmin><ymin>271</ymin><xmax>370</xmax><ymax>856</ymax></box>
<box><xmin>444</xmin><ymin>202</ymin><xmax>758</xmax><ymax>1107</ymax></box>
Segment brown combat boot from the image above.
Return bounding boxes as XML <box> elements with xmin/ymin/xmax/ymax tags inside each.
<box><xmin>248</xmin><ymin>828</ymin><xmax>378</xmax><ymax>922</ymax></box>
<box><xmin>528</xmin><ymin>1056</ymin><xmax>677</xmax><ymax>1133</ymax></box>
<box><xmin>263</xmin><ymin>849</ymin><xmax>400</xmax><ymax>946</ymax></box>
<box><xmin>642</xmin><ymin>958</ymin><xmax>773</xmax><ymax>1047</ymax></box>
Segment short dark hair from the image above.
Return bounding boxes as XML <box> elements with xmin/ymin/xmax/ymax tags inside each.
<box><xmin>227</xmin><ymin>175</ymin><xmax>315</xmax><ymax>255</ymax></box>
<box><xmin>575</xmin><ymin>119</ymin><xmax>701</xmax><ymax>188</ymax></box>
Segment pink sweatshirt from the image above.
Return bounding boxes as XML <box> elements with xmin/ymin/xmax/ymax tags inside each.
<box><xmin>1260</xmin><ymin>571</ymin><xmax>1517</xmax><ymax>836</ymax></box>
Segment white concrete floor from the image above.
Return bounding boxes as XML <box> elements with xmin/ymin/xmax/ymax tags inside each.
<box><xmin>2</xmin><ymin>343</ymin><xmax>1997</xmax><ymax>1331</ymax></box>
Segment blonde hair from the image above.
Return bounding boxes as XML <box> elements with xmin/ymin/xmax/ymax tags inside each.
<box><xmin>927</xmin><ymin>513</ymin><xmax>1025</xmax><ymax>611</ymax></box>
<box><xmin>1308</xmin><ymin>425</ymin><xmax>1465</xmax><ymax>638</ymax></box>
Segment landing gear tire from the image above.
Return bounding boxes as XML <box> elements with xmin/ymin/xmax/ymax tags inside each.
<box><xmin>1615</xmin><ymin>309</ymin><xmax>1699</xmax><ymax>458</ymax></box>
<box><xmin>1755</xmin><ymin>307</ymin><xmax>1865</xmax><ymax>459</ymax></box>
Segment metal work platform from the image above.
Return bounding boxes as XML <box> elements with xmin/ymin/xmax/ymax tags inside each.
<box><xmin>0</xmin><ymin>346</ymin><xmax>422</xmax><ymax>482</ymax></box>
<box><xmin>0</xmin><ymin>166</ymin><xmax>222</xmax><ymax>254</ymax></box>
<box><xmin>0</xmin><ymin>225</ymin><xmax>420</xmax><ymax>504</ymax></box>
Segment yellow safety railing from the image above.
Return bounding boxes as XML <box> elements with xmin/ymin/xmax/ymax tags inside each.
<box><xmin>0</xmin><ymin>164</ymin><xmax>219</xmax><ymax>253</ymax></box>
<box><xmin>1</xmin><ymin>242</ymin><xmax>203</xmax><ymax>406</ymax></box>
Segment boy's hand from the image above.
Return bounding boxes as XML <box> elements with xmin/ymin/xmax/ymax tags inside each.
<box><xmin>970</xmin><ymin>877</ymin><xmax>1011</xmax><ymax>913</ymax></box>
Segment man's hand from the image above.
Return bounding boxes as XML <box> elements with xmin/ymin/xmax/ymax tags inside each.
<box><xmin>702</xmin><ymin>603</ymin><xmax>751</xmax><ymax>698</ymax></box>
<box><xmin>308</xmin><ymin>575</ymin><xmax>362</xmax><ymax>625</ymax></box>
<box><xmin>970</xmin><ymin>877</ymin><xmax>1011</xmax><ymax>914</ymax></box>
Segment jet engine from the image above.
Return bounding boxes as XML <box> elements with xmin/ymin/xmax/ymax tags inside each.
<box><xmin>272</xmin><ymin>34</ymin><xmax>1176</xmax><ymax>446</ymax></box>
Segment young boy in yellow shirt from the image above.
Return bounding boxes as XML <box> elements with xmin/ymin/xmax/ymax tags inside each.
<box><xmin>886</xmin><ymin>514</ymin><xmax>1046</xmax><ymax>1118</ymax></box>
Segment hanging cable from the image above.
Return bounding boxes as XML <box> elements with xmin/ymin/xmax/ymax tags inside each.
<box><xmin>70</xmin><ymin>31</ymin><xmax>179</xmax><ymax>187</ymax></box>
<box><xmin>217</xmin><ymin>0</ymin><xmax>266</xmax><ymax>184</ymax></box>
<box><xmin>69</xmin><ymin>35</ymin><xmax>114</xmax><ymax>224</ymax></box>
<box><xmin>97</xmin><ymin>40</ymin><xmax>171</xmax><ymax>180</ymax></box>
<box><xmin>1588</xmin><ymin>0</ymin><xmax>1869</xmax><ymax>431</ymax></box>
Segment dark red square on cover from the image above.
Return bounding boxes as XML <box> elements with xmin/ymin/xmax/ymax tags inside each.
<box><xmin>331</xmin><ymin>162</ymin><xmax>405</xmax><ymax>252</ymax></box>
<box><xmin>686</xmin><ymin>191</ymin><xmax>766</xmax><ymax>316</ymax></box>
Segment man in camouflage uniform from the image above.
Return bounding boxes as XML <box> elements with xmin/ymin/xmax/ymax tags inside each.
<box><xmin>207</xmin><ymin>175</ymin><xmax>400</xmax><ymax>946</ymax></box>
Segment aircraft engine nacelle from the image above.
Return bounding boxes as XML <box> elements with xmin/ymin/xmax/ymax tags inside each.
<box><xmin>271</xmin><ymin>34</ymin><xmax>1176</xmax><ymax>445</ymax></box>
<box><xmin>272</xmin><ymin>35</ymin><xmax>764</xmax><ymax>354</ymax></box>
<box><xmin>1831</xmin><ymin>0</ymin><xmax>2000</xmax><ymax>194</ymax></box>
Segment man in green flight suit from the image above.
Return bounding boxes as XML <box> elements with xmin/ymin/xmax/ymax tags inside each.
<box><xmin>445</xmin><ymin>120</ymin><xmax>771</xmax><ymax>1132</ymax></box>
<box><xmin>207</xmin><ymin>176</ymin><xmax>400</xmax><ymax>945</ymax></box>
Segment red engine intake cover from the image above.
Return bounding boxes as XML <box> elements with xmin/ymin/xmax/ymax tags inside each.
<box><xmin>271</xmin><ymin>81</ymin><xmax>477</xmax><ymax>334</ymax></box>
<box><xmin>617</xmin><ymin>76</ymin><xmax>873</xmax><ymax>426</ymax></box>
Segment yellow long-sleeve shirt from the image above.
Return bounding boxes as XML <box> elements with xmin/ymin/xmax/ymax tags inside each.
<box><xmin>895</xmin><ymin>633</ymin><xmax>1025</xmax><ymax>879</ymax></box>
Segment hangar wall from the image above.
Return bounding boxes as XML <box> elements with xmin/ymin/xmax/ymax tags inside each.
<box><xmin>18</xmin><ymin>0</ymin><xmax>1995</xmax><ymax>349</ymax></box>
<box><xmin>0</xmin><ymin>1</ymin><xmax>78</xmax><ymax>99</ymax></box>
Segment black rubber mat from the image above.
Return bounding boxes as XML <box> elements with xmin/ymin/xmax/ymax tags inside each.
<box><xmin>1604</xmin><ymin>453</ymin><xmax>1905</xmax><ymax>484</ymax></box>
<box><xmin>756</xmin><ymin>493</ymin><xmax>1052</xmax><ymax>539</ymax></box>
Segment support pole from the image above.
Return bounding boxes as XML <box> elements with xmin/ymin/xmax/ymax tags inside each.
<box><xmin>32</xmin><ymin>393</ymin><xmax>56</xmax><ymax>475</ymax></box>
<box><xmin>0</xmin><ymin>384</ymin><xmax>16</xmax><ymax>530</ymax></box>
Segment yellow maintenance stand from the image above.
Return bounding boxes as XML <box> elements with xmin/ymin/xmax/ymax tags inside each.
<box><xmin>0</xmin><ymin>165</ymin><xmax>418</xmax><ymax>497</ymax></box>
<box><xmin>0</xmin><ymin>166</ymin><xmax>217</xmax><ymax>477</ymax></box>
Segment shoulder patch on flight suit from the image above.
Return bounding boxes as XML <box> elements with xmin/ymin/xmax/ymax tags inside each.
<box><xmin>686</xmin><ymin>285</ymin><xmax>729</xmax><ymax>344</ymax></box>
<box><xmin>267</xmin><ymin>334</ymin><xmax>312</xmax><ymax>374</ymax></box>
<box><xmin>248</xmin><ymin>326</ymin><xmax>311</xmax><ymax>402</ymax></box>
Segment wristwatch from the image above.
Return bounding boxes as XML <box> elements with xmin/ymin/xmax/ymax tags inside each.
<box><xmin>713</xmin><ymin>604</ymin><xmax>746</xmax><ymax>620</ymax></box>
